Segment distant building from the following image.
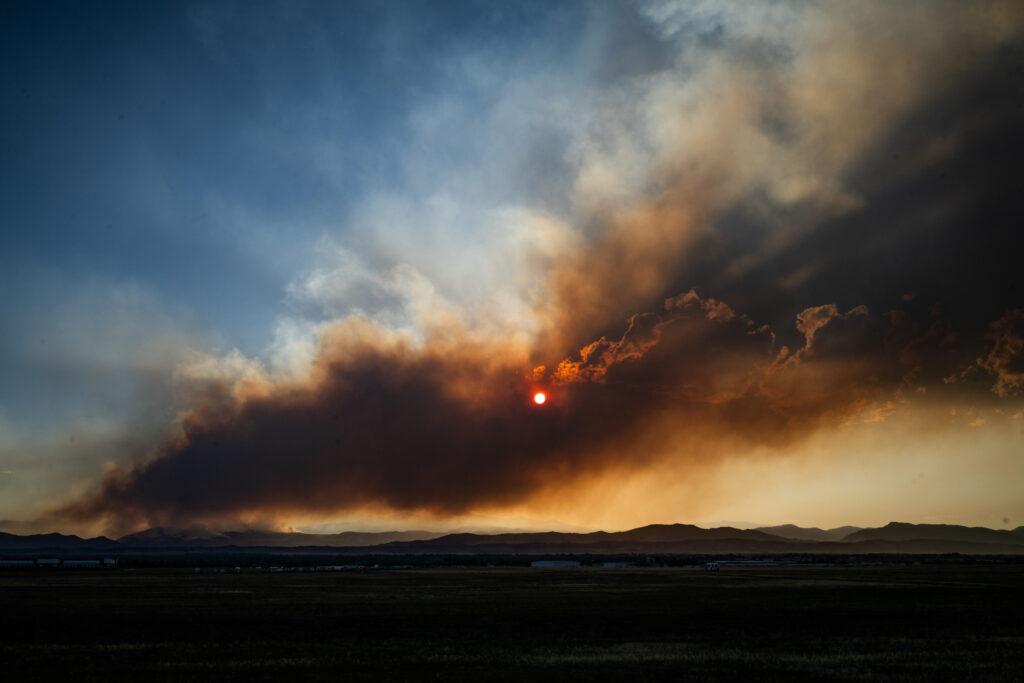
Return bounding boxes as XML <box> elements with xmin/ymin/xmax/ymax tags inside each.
<box><xmin>62</xmin><ymin>560</ymin><xmax>102</xmax><ymax>568</ymax></box>
<box><xmin>530</xmin><ymin>560</ymin><xmax>580</xmax><ymax>568</ymax></box>
<box><xmin>706</xmin><ymin>559</ymin><xmax>779</xmax><ymax>571</ymax></box>
<box><xmin>313</xmin><ymin>565</ymin><xmax>364</xmax><ymax>572</ymax></box>
<box><xmin>596</xmin><ymin>562</ymin><xmax>630</xmax><ymax>569</ymax></box>
<box><xmin>0</xmin><ymin>559</ymin><xmax>35</xmax><ymax>568</ymax></box>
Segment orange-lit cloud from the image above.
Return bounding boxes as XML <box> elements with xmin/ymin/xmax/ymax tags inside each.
<box><xmin>52</xmin><ymin>285</ymin><xmax>1021</xmax><ymax>534</ymax></box>
<box><xmin>45</xmin><ymin>0</ymin><xmax>1024</xmax><ymax>534</ymax></box>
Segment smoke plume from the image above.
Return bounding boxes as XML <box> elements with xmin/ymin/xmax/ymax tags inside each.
<box><xmin>54</xmin><ymin>1</ymin><xmax>1024</xmax><ymax>531</ymax></box>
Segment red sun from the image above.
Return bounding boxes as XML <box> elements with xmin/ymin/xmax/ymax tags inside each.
<box><xmin>533</xmin><ymin>391</ymin><xmax>547</xmax><ymax>406</ymax></box>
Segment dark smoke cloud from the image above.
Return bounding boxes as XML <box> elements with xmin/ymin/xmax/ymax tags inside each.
<box><xmin>974</xmin><ymin>309</ymin><xmax>1024</xmax><ymax>397</ymax></box>
<box><xmin>52</xmin><ymin>1</ymin><xmax>1024</xmax><ymax>531</ymax></box>
<box><xmin>57</xmin><ymin>320</ymin><xmax>651</xmax><ymax>527</ymax></box>
<box><xmin>538</xmin><ymin>1</ymin><xmax>1024</xmax><ymax>357</ymax></box>
<box><xmin>55</xmin><ymin>289</ymin><xmax>1011</xmax><ymax>531</ymax></box>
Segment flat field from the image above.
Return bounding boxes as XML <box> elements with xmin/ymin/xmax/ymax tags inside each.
<box><xmin>2</xmin><ymin>563</ymin><xmax>1023</xmax><ymax>680</ymax></box>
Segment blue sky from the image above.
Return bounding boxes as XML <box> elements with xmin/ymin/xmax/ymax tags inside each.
<box><xmin>1</xmin><ymin>0</ymin><xmax>655</xmax><ymax>516</ymax></box>
<box><xmin>1</xmin><ymin>1</ymin><xmax>590</xmax><ymax>426</ymax></box>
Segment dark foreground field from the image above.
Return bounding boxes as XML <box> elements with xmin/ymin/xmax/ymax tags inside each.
<box><xmin>2</xmin><ymin>563</ymin><xmax>1023</xmax><ymax>680</ymax></box>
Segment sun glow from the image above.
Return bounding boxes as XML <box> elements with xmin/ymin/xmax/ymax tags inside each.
<box><xmin>533</xmin><ymin>391</ymin><xmax>547</xmax><ymax>406</ymax></box>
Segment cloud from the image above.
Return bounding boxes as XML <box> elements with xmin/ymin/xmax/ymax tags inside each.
<box><xmin>977</xmin><ymin>309</ymin><xmax>1024</xmax><ymax>397</ymax></box>
<box><xmin>53</xmin><ymin>285</ymin><xmax>1006</xmax><ymax>532</ymax></box>
<box><xmin>40</xmin><ymin>1</ymin><xmax>1024</xmax><ymax>532</ymax></box>
<box><xmin>535</xmin><ymin>0</ymin><xmax>1023</xmax><ymax>355</ymax></box>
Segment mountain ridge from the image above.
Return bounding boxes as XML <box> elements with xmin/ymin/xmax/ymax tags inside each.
<box><xmin>1</xmin><ymin>522</ymin><xmax>1022</xmax><ymax>554</ymax></box>
<box><xmin>755</xmin><ymin>525</ymin><xmax>863</xmax><ymax>542</ymax></box>
<box><xmin>117</xmin><ymin>527</ymin><xmax>442</xmax><ymax>548</ymax></box>
<box><xmin>842</xmin><ymin>522</ymin><xmax>1024</xmax><ymax>544</ymax></box>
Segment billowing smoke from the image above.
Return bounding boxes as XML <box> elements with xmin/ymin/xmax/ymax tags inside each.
<box><xmin>56</xmin><ymin>289</ymin><xmax>1007</xmax><ymax>530</ymax></box>
<box><xmin>54</xmin><ymin>1</ymin><xmax>1024</xmax><ymax>531</ymax></box>
<box><xmin>539</xmin><ymin>0</ymin><xmax>1023</xmax><ymax>355</ymax></box>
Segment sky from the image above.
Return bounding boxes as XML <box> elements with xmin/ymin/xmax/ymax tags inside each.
<box><xmin>2</xmin><ymin>0</ymin><xmax>1023</xmax><ymax>536</ymax></box>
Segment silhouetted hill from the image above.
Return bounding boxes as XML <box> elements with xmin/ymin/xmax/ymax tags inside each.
<box><xmin>227</xmin><ymin>530</ymin><xmax>442</xmax><ymax>547</ymax></box>
<box><xmin>362</xmin><ymin>524</ymin><xmax>790</xmax><ymax>554</ymax></box>
<box><xmin>117</xmin><ymin>527</ymin><xmax>227</xmax><ymax>547</ymax></box>
<box><xmin>118</xmin><ymin>527</ymin><xmax>442</xmax><ymax>548</ymax></box>
<box><xmin>354</xmin><ymin>537</ymin><xmax>1024</xmax><ymax>556</ymax></box>
<box><xmin>0</xmin><ymin>532</ymin><xmax>120</xmax><ymax>551</ymax></box>
<box><xmin>347</xmin><ymin>523</ymin><xmax>1024</xmax><ymax>555</ymax></box>
<box><xmin>615</xmin><ymin>524</ymin><xmax>785</xmax><ymax>543</ymax></box>
<box><xmin>756</xmin><ymin>525</ymin><xmax>862</xmax><ymax>542</ymax></box>
<box><xmin>4</xmin><ymin>522</ymin><xmax>1024</xmax><ymax>556</ymax></box>
<box><xmin>843</xmin><ymin>522</ymin><xmax>1024</xmax><ymax>545</ymax></box>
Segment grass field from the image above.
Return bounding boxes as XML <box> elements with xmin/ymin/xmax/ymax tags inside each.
<box><xmin>2</xmin><ymin>563</ymin><xmax>1023</xmax><ymax>680</ymax></box>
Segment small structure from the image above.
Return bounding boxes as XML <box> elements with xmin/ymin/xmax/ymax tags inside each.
<box><xmin>63</xmin><ymin>559</ymin><xmax>102</xmax><ymax>568</ymax></box>
<box><xmin>596</xmin><ymin>561</ymin><xmax>630</xmax><ymax>569</ymax></box>
<box><xmin>0</xmin><ymin>559</ymin><xmax>35</xmax><ymax>568</ymax></box>
<box><xmin>706</xmin><ymin>559</ymin><xmax>779</xmax><ymax>571</ymax></box>
<box><xmin>313</xmin><ymin>565</ymin><xmax>364</xmax><ymax>572</ymax></box>
<box><xmin>530</xmin><ymin>560</ymin><xmax>580</xmax><ymax>568</ymax></box>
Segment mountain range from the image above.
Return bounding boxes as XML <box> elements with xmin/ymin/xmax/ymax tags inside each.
<box><xmin>1</xmin><ymin>522</ymin><xmax>1023</xmax><ymax>555</ymax></box>
<box><xmin>117</xmin><ymin>527</ymin><xmax>442</xmax><ymax>548</ymax></box>
<box><xmin>754</xmin><ymin>524</ymin><xmax>863</xmax><ymax>542</ymax></box>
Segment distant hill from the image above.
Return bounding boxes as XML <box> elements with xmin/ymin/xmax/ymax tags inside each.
<box><xmin>843</xmin><ymin>522</ymin><xmax>1024</xmax><ymax>545</ymax></box>
<box><xmin>4</xmin><ymin>522</ymin><xmax>1024</xmax><ymax>555</ymax></box>
<box><xmin>118</xmin><ymin>527</ymin><xmax>442</xmax><ymax>548</ymax></box>
<box><xmin>344</xmin><ymin>523</ymin><xmax>1024</xmax><ymax>555</ymax></box>
<box><xmin>0</xmin><ymin>531</ymin><xmax>120</xmax><ymax>551</ymax></box>
<box><xmin>358</xmin><ymin>524</ymin><xmax>793</xmax><ymax>554</ymax></box>
<box><xmin>756</xmin><ymin>525</ymin><xmax>863</xmax><ymax>542</ymax></box>
<box><xmin>117</xmin><ymin>527</ymin><xmax>226</xmax><ymax>547</ymax></box>
<box><xmin>387</xmin><ymin>523</ymin><xmax>784</xmax><ymax>547</ymax></box>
